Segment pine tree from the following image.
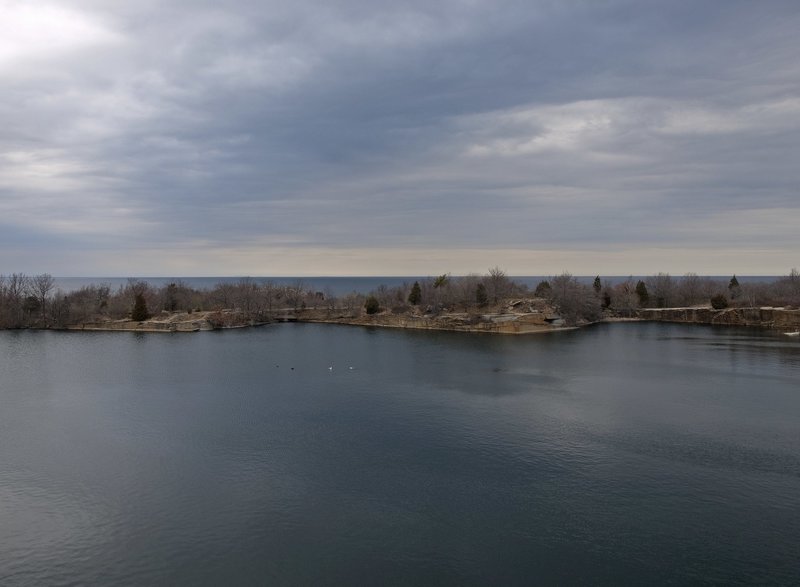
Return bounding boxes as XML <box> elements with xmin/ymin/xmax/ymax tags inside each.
<box><xmin>728</xmin><ymin>275</ymin><xmax>740</xmax><ymax>300</ymax></box>
<box><xmin>408</xmin><ymin>281</ymin><xmax>422</xmax><ymax>305</ymax></box>
<box><xmin>534</xmin><ymin>280</ymin><xmax>551</xmax><ymax>298</ymax></box>
<box><xmin>364</xmin><ymin>296</ymin><xmax>380</xmax><ymax>315</ymax></box>
<box><xmin>475</xmin><ymin>282</ymin><xmax>488</xmax><ymax>307</ymax></box>
<box><xmin>635</xmin><ymin>280</ymin><xmax>649</xmax><ymax>307</ymax></box>
<box><xmin>593</xmin><ymin>275</ymin><xmax>602</xmax><ymax>295</ymax></box>
<box><xmin>131</xmin><ymin>293</ymin><xmax>149</xmax><ymax>321</ymax></box>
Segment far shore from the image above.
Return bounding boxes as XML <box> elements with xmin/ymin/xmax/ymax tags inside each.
<box><xmin>3</xmin><ymin>270</ymin><xmax>798</xmax><ymax>334</ymax></box>
<box><xmin>13</xmin><ymin>304</ymin><xmax>799</xmax><ymax>336</ymax></box>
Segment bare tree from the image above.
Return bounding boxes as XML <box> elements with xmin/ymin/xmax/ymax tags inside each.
<box><xmin>775</xmin><ymin>268</ymin><xmax>800</xmax><ymax>307</ymax></box>
<box><xmin>486</xmin><ymin>266</ymin><xmax>510</xmax><ymax>304</ymax></box>
<box><xmin>646</xmin><ymin>273</ymin><xmax>675</xmax><ymax>308</ymax></box>
<box><xmin>322</xmin><ymin>286</ymin><xmax>337</xmax><ymax>312</ymax></box>
<box><xmin>341</xmin><ymin>292</ymin><xmax>364</xmax><ymax>317</ymax></box>
<box><xmin>431</xmin><ymin>273</ymin><xmax>455</xmax><ymax>309</ymax></box>
<box><xmin>211</xmin><ymin>282</ymin><xmax>236</xmax><ymax>309</ymax></box>
<box><xmin>160</xmin><ymin>280</ymin><xmax>194</xmax><ymax>312</ymax></box>
<box><xmin>261</xmin><ymin>281</ymin><xmax>280</xmax><ymax>313</ymax></box>
<box><xmin>0</xmin><ymin>274</ymin><xmax>6</xmax><ymax>328</ymax></box>
<box><xmin>285</xmin><ymin>280</ymin><xmax>307</xmax><ymax>311</ymax></box>
<box><xmin>677</xmin><ymin>273</ymin><xmax>701</xmax><ymax>307</ymax></box>
<box><xmin>373</xmin><ymin>284</ymin><xmax>393</xmax><ymax>309</ymax></box>
<box><xmin>454</xmin><ymin>274</ymin><xmax>481</xmax><ymax>311</ymax></box>
<box><xmin>60</xmin><ymin>285</ymin><xmax>110</xmax><ymax>324</ymax></box>
<box><xmin>550</xmin><ymin>272</ymin><xmax>601</xmax><ymax>324</ymax></box>
<box><xmin>419</xmin><ymin>278</ymin><xmax>436</xmax><ymax>310</ymax></box>
<box><xmin>233</xmin><ymin>278</ymin><xmax>258</xmax><ymax>315</ymax></box>
<box><xmin>610</xmin><ymin>278</ymin><xmax>639</xmax><ymax>316</ymax></box>
<box><xmin>31</xmin><ymin>273</ymin><xmax>56</xmax><ymax>326</ymax></box>
<box><xmin>125</xmin><ymin>280</ymin><xmax>157</xmax><ymax>319</ymax></box>
<box><xmin>3</xmin><ymin>273</ymin><xmax>30</xmax><ymax>328</ymax></box>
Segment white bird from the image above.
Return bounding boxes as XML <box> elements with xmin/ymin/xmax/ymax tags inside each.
<box><xmin>328</xmin><ymin>366</ymin><xmax>333</xmax><ymax>370</ymax></box>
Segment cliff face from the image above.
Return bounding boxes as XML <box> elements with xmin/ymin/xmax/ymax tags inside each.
<box><xmin>66</xmin><ymin>310</ymin><xmax>251</xmax><ymax>332</ymax></box>
<box><xmin>296</xmin><ymin>305</ymin><xmax>569</xmax><ymax>335</ymax></box>
<box><xmin>58</xmin><ymin>304</ymin><xmax>800</xmax><ymax>335</ymax></box>
<box><xmin>58</xmin><ymin>300</ymin><xmax>567</xmax><ymax>335</ymax></box>
<box><xmin>637</xmin><ymin>307</ymin><xmax>800</xmax><ymax>330</ymax></box>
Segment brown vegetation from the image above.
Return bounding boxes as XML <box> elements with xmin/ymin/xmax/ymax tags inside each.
<box><xmin>1</xmin><ymin>269</ymin><xmax>799</xmax><ymax>332</ymax></box>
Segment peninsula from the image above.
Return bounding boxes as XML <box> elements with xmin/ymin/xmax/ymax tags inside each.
<box><xmin>1</xmin><ymin>269</ymin><xmax>799</xmax><ymax>334</ymax></box>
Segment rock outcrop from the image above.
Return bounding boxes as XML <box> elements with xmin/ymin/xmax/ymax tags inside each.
<box><xmin>295</xmin><ymin>299</ymin><xmax>570</xmax><ymax>335</ymax></box>
<box><xmin>66</xmin><ymin>309</ymin><xmax>255</xmax><ymax>332</ymax></box>
<box><xmin>636</xmin><ymin>307</ymin><xmax>800</xmax><ymax>330</ymax></box>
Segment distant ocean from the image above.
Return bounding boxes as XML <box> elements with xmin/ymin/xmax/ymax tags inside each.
<box><xmin>52</xmin><ymin>275</ymin><xmax>779</xmax><ymax>297</ymax></box>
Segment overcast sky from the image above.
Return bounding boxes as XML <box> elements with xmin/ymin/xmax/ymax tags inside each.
<box><xmin>1</xmin><ymin>0</ymin><xmax>798</xmax><ymax>276</ymax></box>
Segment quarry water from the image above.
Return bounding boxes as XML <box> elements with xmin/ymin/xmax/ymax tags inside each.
<box><xmin>1</xmin><ymin>323</ymin><xmax>799</xmax><ymax>585</ymax></box>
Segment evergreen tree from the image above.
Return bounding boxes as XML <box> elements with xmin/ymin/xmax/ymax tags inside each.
<box><xmin>534</xmin><ymin>280</ymin><xmax>552</xmax><ymax>298</ymax></box>
<box><xmin>635</xmin><ymin>280</ymin><xmax>649</xmax><ymax>307</ymax></box>
<box><xmin>408</xmin><ymin>281</ymin><xmax>422</xmax><ymax>305</ymax></box>
<box><xmin>131</xmin><ymin>293</ymin><xmax>149</xmax><ymax>321</ymax></box>
<box><xmin>593</xmin><ymin>275</ymin><xmax>602</xmax><ymax>295</ymax></box>
<box><xmin>164</xmin><ymin>283</ymin><xmax>178</xmax><ymax>311</ymax></box>
<box><xmin>710</xmin><ymin>293</ymin><xmax>729</xmax><ymax>309</ymax></box>
<box><xmin>728</xmin><ymin>275</ymin><xmax>741</xmax><ymax>300</ymax></box>
<box><xmin>364</xmin><ymin>295</ymin><xmax>380</xmax><ymax>315</ymax></box>
<box><xmin>475</xmin><ymin>282</ymin><xmax>488</xmax><ymax>307</ymax></box>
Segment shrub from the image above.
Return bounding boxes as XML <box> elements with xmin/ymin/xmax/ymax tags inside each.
<box><xmin>475</xmin><ymin>282</ymin><xmax>488</xmax><ymax>307</ymax></box>
<box><xmin>364</xmin><ymin>296</ymin><xmax>380</xmax><ymax>315</ymax></box>
<box><xmin>131</xmin><ymin>293</ymin><xmax>150</xmax><ymax>321</ymax></box>
<box><xmin>408</xmin><ymin>281</ymin><xmax>422</xmax><ymax>305</ymax></box>
<box><xmin>710</xmin><ymin>293</ymin><xmax>729</xmax><ymax>310</ymax></box>
<box><xmin>635</xmin><ymin>280</ymin><xmax>649</xmax><ymax>306</ymax></box>
<box><xmin>534</xmin><ymin>280</ymin><xmax>551</xmax><ymax>298</ymax></box>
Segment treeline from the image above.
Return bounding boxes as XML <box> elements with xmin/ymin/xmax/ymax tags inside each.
<box><xmin>601</xmin><ymin>271</ymin><xmax>800</xmax><ymax>313</ymax></box>
<box><xmin>0</xmin><ymin>275</ymin><xmax>322</xmax><ymax>329</ymax></box>
<box><xmin>349</xmin><ymin>271</ymin><xmax>597</xmax><ymax>325</ymax></box>
<box><xmin>361</xmin><ymin>269</ymin><xmax>800</xmax><ymax>325</ymax></box>
<box><xmin>1</xmin><ymin>269</ymin><xmax>798</xmax><ymax>329</ymax></box>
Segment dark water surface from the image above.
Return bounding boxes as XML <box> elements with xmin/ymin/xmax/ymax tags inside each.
<box><xmin>1</xmin><ymin>323</ymin><xmax>799</xmax><ymax>585</ymax></box>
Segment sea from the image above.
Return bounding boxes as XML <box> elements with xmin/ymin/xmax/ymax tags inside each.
<box><xmin>1</xmin><ymin>322</ymin><xmax>799</xmax><ymax>585</ymax></box>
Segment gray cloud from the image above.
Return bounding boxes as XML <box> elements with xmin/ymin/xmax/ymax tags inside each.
<box><xmin>1</xmin><ymin>0</ymin><xmax>798</xmax><ymax>275</ymax></box>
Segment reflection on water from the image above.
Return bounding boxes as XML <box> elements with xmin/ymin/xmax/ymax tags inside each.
<box><xmin>1</xmin><ymin>323</ymin><xmax>799</xmax><ymax>585</ymax></box>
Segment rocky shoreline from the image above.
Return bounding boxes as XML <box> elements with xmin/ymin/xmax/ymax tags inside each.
<box><xmin>295</xmin><ymin>310</ymin><xmax>574</xmax><ymax>335</ymax></box>
<box><xmin>59</xmin><ymin>302</ymin><xmax>572</xmax><ymax>335</ymax></box>
<box><xmin>20</xmin><ymin>303</ymin><xmax>800</xmax><ymax>336</ymax></box>
<box><xmin>63</xmin><ymin>309</ymin><xmax>264</xmax><ymax>333</ymax></box>
<box><xmin>299</xmin><ymin>306</ymin><xmax>800</xmax><ymax>334</ymax></box>
<box><xmin>636</xmin><ymin>306</ymin><xmax>800</xmax><ymax>330</ymax></box>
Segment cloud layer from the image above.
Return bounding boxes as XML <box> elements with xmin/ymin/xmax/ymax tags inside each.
<box><xmin>1</xmin><ymin>0</ymin><xmax>798</xmax><ymax>275</ymax></box>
